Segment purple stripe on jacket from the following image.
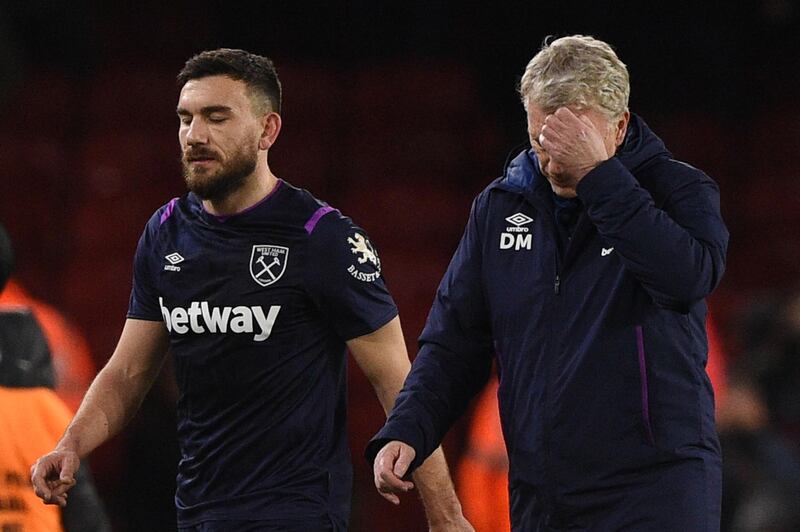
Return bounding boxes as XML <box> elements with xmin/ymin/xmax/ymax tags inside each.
<box><xmin>636</xmin><ymin>325</ymin><xmax>656</xmax><ymax>445</ymax></box>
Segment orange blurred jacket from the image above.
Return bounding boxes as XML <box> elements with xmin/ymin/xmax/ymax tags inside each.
<box><xmin>456</xmin><ymin>376</ymin><xmax>510</xmax><ymax>532</ymax></box>
<box><xmin>0</xmin><ymin>279</ymin><xmax>95</xmax><ymax>412</ymax></box>
<box><xmin>0</xmin><ymin>387</ymin><xmax>72</xmax><ymax>532</ymax></box>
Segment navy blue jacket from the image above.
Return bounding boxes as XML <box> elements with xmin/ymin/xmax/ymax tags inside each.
<box><xmin>367</xmin><ymin>115</ymin><xmax>728</xmax><ymax>520</ymax></box>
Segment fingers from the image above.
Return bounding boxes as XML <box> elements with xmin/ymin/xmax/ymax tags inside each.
<box><xmin>554</xmin><ymin>106</ymin><xmax>584</xmax><ymax>126</ymax></box>
<box><xmin>50</xmin><ymin>484</ymin><xmax>72</xmax><ymax>507</ymax></box>
<box><xmin>48</xmin><ymin>491</ymin><xmax>69</xmax><ymax>507</ymax></box>
<box><xmin>544</xmin><ymin>107</ymin><xmax>597</xmax><ymax>135</ymax></box>
<box><xmin>541</xmin><ymin>108</ymin><xmax>586</xmax><ymax>146</ymax></box>
<box><xmin>539</xmin><ymin>111</ymin><xmax>572</xmax><ymax>156</ymax></box>
<box><xmin>31</xmin><ymin>451</ymin><xmax>79</xmax><ymax>507</ymax></box>
<box><xmin>539</xmin><ymin>114</ymin><xmax>564</xmax><ymax>146</ymax></box>
<box><xmin>31</xmin><ymin>460</ymin><xmax>54</xmax><ymax>504</ymax></box>
<box><xmin>392</xmin><ymin>443</ymin><xmax>415</xmax><ymax>479</ymax></box>
<box><xmin>578</xmin><ymin>113</ymin><xmax>596</xmax><ymax>129</ymax></box>
<box><xmin>373</xmin><ymin>441</ymin><xmax>416</xmax><ymax>505</ymax></box>
<box><xmin>58</xmin><ymin>452</ymin><xmax>79</xmax><ymax>485</ymax></box>
<box><xmin>539</xmin><ymin>107</ymin><xmax>609</xmax><ymax>178</ymax></box>
<box><xmin>376</xmin><ymin>453</ymin><xmax>415</xmax><ymax>496</ymax></box>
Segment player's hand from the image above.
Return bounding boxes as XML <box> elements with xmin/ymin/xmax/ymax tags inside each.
<box><xmin>373</xmin><ymin>440</ymin><xmax>416</xmax><ymax>505</ymax></box>
<box><xmin>539</xmin><ymin>107</ymin><xmax>612</xmax><ymax>188</ymax></box>
<box><xmin>30</xmin><ymin>449</ymin><xmax>80</xmax><ymax>507</ymax></box>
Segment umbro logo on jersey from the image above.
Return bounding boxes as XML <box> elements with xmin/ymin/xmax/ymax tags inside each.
<box><xmin>601</xmin><ymin>247</ymin><xmax>615</xmax><ymax>257</ymax></box>
<box><xmin>166</xmin><ymin>252</ymin><xmax>184</xmax><ymax>264</ymax></box>
<box><xmin>164</xmin><ymin>252</ymin><xmax>185</xmax><ymax>271</ymax></box>
<box><xmin>159</xmin><ymin>297</ymin><xmax>280</xmax><ymax>342</ymax></box>
<box><xmin>500</xmin><ymin>212</ymin><xmax>533</xmax><ymax>250</ymax></box>
<box><xmin>250</xmin><ymin>245</ymin><xmax>288</xmax><ymax>287</ymax></box>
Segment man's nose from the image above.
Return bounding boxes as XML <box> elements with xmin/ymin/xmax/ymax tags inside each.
<box><xmin>185</xmin><ymin>119</ymin><xmax>209</xmax><ymax>145</ymax></box>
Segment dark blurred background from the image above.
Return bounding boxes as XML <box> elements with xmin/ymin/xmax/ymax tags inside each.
<box><xmin>1</xmin><ymin>1</ymin><xmax>799</xmax><ymax>531</ymax></box>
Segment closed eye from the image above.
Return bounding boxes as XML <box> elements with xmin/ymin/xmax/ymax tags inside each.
<box><xmin>177</xmin><ymin>111</ymin><xmax>192</xmax><ymax>125</ymax></box>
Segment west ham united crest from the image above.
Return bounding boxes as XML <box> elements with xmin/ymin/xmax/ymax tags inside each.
<box><xmin>250</xmin><ymin>245</ymin><xmax>289</xmax><ymax>287</ymax></box>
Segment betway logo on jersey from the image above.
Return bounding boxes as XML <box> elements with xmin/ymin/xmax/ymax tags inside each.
<box><xmin>500</xmin><ymin>212</ymin><xmax>533</xmax><ymax>250</ymax></box>
<box><xmin>159</xmin><ymin>297</ymin><xmax>280</xmax><ymax>342</ymax></box>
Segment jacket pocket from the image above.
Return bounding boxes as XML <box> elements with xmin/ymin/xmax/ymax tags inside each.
<box><xmin>636</xmin><ymin>325</ymin><xmax>656</xmax><ymax>446</ymax></box>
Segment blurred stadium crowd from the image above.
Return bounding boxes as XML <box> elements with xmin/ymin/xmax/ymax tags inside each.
<box><xmin>1</xmin><ymin>2</ymin><xmax>799</xmax><ymax>530</ymax></box>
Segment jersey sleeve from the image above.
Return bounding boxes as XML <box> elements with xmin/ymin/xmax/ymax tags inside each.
<box><xmin>126</xmin><ymin>210</ymin><xmax>164</xmax><ymax>321</ymax></box>
<box><xmin>305</xmin><ymin>212</ymin><xmax>398</xmax><ymax>341</ymax></box>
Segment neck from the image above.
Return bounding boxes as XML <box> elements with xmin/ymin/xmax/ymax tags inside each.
<box><xmin>202</xmin><ymin>157</ymin><xmax>278</xmax><ymax>216</ymax></box>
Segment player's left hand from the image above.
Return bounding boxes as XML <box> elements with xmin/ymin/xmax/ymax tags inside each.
<box><xmin>539</xmin><ymin>107</ymin><xmax>612</xmax><ymax>186</ymax></box>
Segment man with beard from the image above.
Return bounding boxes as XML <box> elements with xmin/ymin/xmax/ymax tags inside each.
<box><xmin>31</xmin><ymin>49</ymin><xmax>471</xmax><ymax>532</ymax></box>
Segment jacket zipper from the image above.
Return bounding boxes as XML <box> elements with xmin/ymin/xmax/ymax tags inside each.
<box><xmin>554</xmin><ymin>245</ymin><xmax>562</xmax><ymax>295</ymax></box>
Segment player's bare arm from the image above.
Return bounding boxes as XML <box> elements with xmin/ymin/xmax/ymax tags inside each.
<box><xmin>31</xmin><ymin>319</ymin><xmax>169</xmax><ymax>506</ymax></box>
<box><xmin>348</xmin><ymin>317</ymin><xmax>473</xmax><ymax>531</ymax></box>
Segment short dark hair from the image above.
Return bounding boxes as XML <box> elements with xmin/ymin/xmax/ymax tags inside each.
<box><xmin>0</xmin><ymin>223</ymin><xmax>15</xmax><ymax>292</ymax></box>
<box><xmin>177</xmin><ymin>48</ymin><xmax>282</xmax><ymax>114</ymax></box>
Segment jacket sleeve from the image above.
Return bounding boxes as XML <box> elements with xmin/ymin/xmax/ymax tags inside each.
<box><xmin>577</xmin><ymin>157</ymin><xmax>729</xmax><ymax>311</ymax></box>
<box><xmin>365</xmin><ymin>196</ymin><xmax>494</xmax><ymax>473</ymax></box>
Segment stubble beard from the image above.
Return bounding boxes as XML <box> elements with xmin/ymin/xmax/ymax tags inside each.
<box><xmin>182</xmin><ymin>142</ymin><xmax>258</xmax><ymax>203</ymax></box>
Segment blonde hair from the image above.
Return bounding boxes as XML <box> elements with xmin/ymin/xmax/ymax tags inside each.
<box><xmin>519</xmin><ymin>35</ymin><xmax>629</xmax><ymax>120</ymax></box>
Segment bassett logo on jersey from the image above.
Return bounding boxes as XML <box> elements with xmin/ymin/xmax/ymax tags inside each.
<box><xmin>250</xmin><ymin>245</ymin><xmax>288</xmax><ymax>287</ymax></box>
<box><xmin>347</xmin><ymin>232</ymin><xmax>381</xmax><ymax>282</ymax></box>
<box><xmin>159</xmin><ymin>297</ymin><xmax>280</xmax><ymax>342</ymax></box>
